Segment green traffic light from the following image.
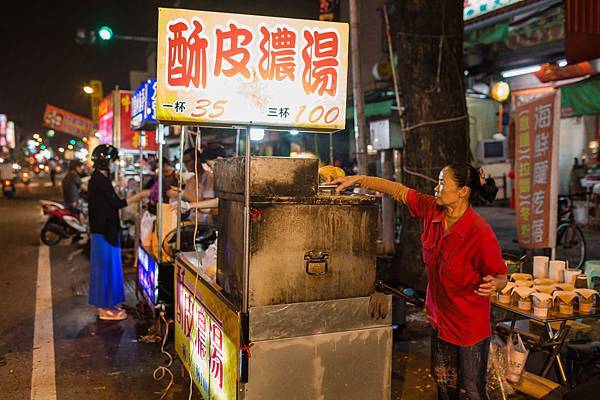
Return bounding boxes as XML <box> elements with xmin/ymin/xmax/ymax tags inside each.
<box><xmin>98</xmin><ymin>26</ymin><xmax>113</xmax><ymax>41</ymax></box>
<box><xmin>69</xmin><ymin>139</ymin><xmax>76</xmax><ymax>145</ymax></box>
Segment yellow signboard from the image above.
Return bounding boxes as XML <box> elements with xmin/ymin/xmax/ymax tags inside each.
<box><xmin>90</xmin><ymin>80</ymin><xmax>103</xmax><ymax>124</ymax></box>
<box><xmin>157</xmin><ymin>8</ymin><xmax>349</xmax><ymax>132</ymax></box>
<box><xmin>175</xmin><ymin>264</ymin><xmax>240</xmax><ymax>400</ymax></box>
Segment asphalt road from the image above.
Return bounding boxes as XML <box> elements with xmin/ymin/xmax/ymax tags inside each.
<box><xmin>0</xmin><ymin>177</ymin><xmax>190</xmax><ymax>400</ymax></box>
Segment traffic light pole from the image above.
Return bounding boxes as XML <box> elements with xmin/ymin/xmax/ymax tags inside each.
<box><xmin>113</xmin><ymin>34</ymin><xmax>157</xmax><ymax>43</ymax></box>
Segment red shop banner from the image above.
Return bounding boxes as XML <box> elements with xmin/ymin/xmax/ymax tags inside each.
<box><xmin>119</xmin><ymin>91</ymin><xmax>158</xmax><ymax>151</ymax></box>
<box><xmin>514</xmin><ymin>92</ymin><xmax>560</xmax><ymax>249</ymax></box>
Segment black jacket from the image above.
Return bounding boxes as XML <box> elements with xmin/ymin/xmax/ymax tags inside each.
<box><xmin>88</xmin><ymin>170</ymin><xmax>127</xmax><ymax>246</ymax></box>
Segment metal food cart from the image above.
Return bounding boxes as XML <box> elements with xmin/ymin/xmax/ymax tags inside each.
<box><xmin>174</xmin><ymin>154</ymin><xmax>392</xmax><ymax>399</ymax></box>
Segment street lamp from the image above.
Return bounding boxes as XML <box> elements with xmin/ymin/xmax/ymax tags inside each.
<box><xmin>83</xmin><ymin>85</ymin><xmax>94</xmax><ymax>94</ymax></box>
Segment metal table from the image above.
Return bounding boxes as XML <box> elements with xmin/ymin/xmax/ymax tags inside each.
<box><xmin>492</xmin><ymin>299</ymin><xmax>600</xmax><ymax>386</ymax></box>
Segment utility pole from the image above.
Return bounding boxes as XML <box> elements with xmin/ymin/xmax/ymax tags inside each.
<box><xmin>349</xmin><ymin>0</ymin><xmax>368</xmax><ymax>175</ymax></box>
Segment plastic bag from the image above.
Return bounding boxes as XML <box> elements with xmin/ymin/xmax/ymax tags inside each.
<box><xmin>507</xmin><ymin>333</ymin><xmax>529</xmax><ymax>383</ymax></box>
<box><xmin>140</xmin><ymin>211</ymin><xmax>156</xmax><ymax>248</ymax></box>
<box><xmin>487</xmin><ymin>335</ymin><xmax>514</xmax><ymax>399</ymax></box>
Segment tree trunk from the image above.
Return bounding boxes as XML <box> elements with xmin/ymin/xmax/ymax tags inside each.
<box><xmin>391</xmin><ymin>0</ymin><xmax>469</xmax><ymax>290</ymax></box>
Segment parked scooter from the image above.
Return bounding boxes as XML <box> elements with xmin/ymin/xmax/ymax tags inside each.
<box><xmin>40</xmin><ymin>200</ymin><xmax>88</xmax><ymax>246</ymax></box>
<box><xmin>2</xmin><ymin>178</ymin><xmax>15</xmax><ymax>199</ymax></box>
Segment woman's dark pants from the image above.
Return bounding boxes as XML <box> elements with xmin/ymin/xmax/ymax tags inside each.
<box><xmin>431</xmin><ymin>330</ymin><xmax>491</xmax><ymax>400</ymax></box>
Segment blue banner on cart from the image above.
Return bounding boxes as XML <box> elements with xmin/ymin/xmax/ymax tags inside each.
<box><xmin>138</xmin><ymin>246</ymin><xmax>158</xmax><ymax>306</ymax></box>
<box><xmin>131</xmin><ymin>79</ymin><xmax>157</xmax><ymax>130</ymax></box>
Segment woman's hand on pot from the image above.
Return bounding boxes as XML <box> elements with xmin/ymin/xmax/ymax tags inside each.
<box><xmin>331</xmin><ymin>176</ymin><xmax>363</xmax><ymax>194</ymax></box>
<box><xmin>474</xmin><ymin>275</ymin><xmax>497</xmax><ymax>297</ymax></box>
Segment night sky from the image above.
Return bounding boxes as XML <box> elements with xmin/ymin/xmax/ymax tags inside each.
<box><xmin>0</xmin><ymin>0</ymin><xmax>318</xmax><ymax>145</ymax></box>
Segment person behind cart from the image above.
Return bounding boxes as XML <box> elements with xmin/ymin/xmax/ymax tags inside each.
<box><xmin>147</xmin><ymin>157</ymin><xmax>179</xmax><ymax>215</ymax></box>
<box><xmin>167</xmin><ymin>145</ymin><xmax>226</xmax><ymax>224</ymax></box>
<box><xmin>333</xmin><ymin>164</ymin><xmax>506</xmax><ymax>400</ymax></box>
<box><xmin>88</xmin><ymin>145</ymin><xmax>150</xmax><ymax>321</ymax></box>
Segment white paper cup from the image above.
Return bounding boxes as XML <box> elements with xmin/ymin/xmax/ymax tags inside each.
<box><xmin>498</xmin><ymin>293</ymin><xmax>511</xmax><ymax>304</ymax></box>
<box><xmin>518</xmin><ymin>299</ymin><xmax>532</xmax><ymax>311</ymax></box>
<box><xmin>533</xmin><ymin>256</ymin><xmax>549</xmax><ymax>279</ymax></box>
<box><xmin>549</xmin><ymin>260</ymin><xmax>566</xmax><ymax>283</ymax></box>
<box><xmin>564</xmin><ymin>269</ymin><xmax>582</xmax><ymax>285</ymax></box>
<box><xmin>533</xmin><ymin>306</ymin><xmax>549</xmax><ymax>318</ymax></box>
<box><xmin>559</xmin><ymin>304</ymin><xmax>574</xmax><ymax>315</ymax></box>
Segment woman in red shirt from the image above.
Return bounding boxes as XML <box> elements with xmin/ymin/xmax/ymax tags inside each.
<box><xmin>334</xmin><ymin>163</ymin><xmax>508</xmax><ymax>400</ymax></box>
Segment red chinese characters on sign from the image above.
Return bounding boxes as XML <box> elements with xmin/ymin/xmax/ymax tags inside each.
<box><xmin>214</xmin><ymin>23</ymin><xmax>252</xmax><ymax>79</ymax></box>
<box><xmin>168</xmin><ymin>19</ymin><xmax>209</xmax><ymax>89</ymax></box>
<box><xmin>301</xmin><ymin>29</ymin><xmax>340</xmax><ymax>96</ymax></box>
<box><xmin>119</xmin><ymin>92</ymin><xmax>159</xmax><ymax>151</ymax></box>
<box><xmin>195</xmin><ymin>306</ymin><xmax>209</xmax><ymax>359</ymax></box>
<box><xmin>515</xmin><ymin>93</ymin><xmax>559</xmax><ymax>249</ymax></box>
<box><xmin>259</xmin><ymin>27</ymin><xmax>297</xmax><ymax>81</ymax></box>
<box><xmin>210</xmin><ymin>322</ymin><xmax>224</xmax><ymax>390</ymax></box>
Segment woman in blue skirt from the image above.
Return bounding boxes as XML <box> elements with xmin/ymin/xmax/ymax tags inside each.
<box><xmin>88</xmin><ymin>145</ymin><xmax>150</xmax><ymax>321</ymax></box>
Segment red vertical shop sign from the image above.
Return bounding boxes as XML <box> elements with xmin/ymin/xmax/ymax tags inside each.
<box><xmin>119</xmin><ymin>91</ymin><xmax>158</xmax><ymax>151</ymax></box>
<box><xmin>97</xmin><ymin>95</ymin><xmax>114</xmax><ymax>145</ymax></box>
<box><xmin>515</xmin><ymin>92</ymin><xmax>560</xmax><ymax>249</ymax></box>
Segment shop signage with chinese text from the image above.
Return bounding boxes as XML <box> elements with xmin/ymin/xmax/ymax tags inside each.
<box><xmin>98</xmin><ymin>91</ymin><xmax>158</xmax><ymax>151</ymax></box>
<box><xmin>43</xmin><ymin>104</ymin><xmax>93</xmax><ymax>138</ymax></box>
<box><xmin>131</xmin><ymin>79</ymin><xmax>157</xmax><ymax>130</ymax></box>
<box><xmin>138</xmin><ymin>246</ymin><xmax>158</xmax><ymax>307</ymax></box>
<box><xmin>90</xmin><ymin>80</ymin><xmax>104</xmax><ymax>124</ymax></box>
<box><xmin>514</xmin><ymin>92</ymin><xmax>560</xmax><ymax>249</ymax></box>
<box><xmin>156</xmin><ymin>8</ymin><xmax>349</xmax><ymax>132</ymax></box>
<box><xmin>97</xmin><ymin>94</ymin><xmax>114</xmax><ymax>145</ymax></box>
<box><xmin>0</xmin><ymin>114</ymin><xmax>7</xmax><ymax>148</ymax></box>
<box><xmin>175</xmin><ymin>266</ymin><xmax>239</xmax><ymax>400</ymax></box>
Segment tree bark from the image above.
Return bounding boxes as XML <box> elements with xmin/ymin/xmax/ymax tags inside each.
<box><xmin>391</xmin><ymin>0</ymin><xmax>469</xmax><ymax>290</ymax></box>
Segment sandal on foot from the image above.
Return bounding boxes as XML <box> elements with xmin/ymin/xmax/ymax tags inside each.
<box><xmin>98</xmin><ymin>309</ymin><xmax>127</xmax><ymax>321</ymax></box>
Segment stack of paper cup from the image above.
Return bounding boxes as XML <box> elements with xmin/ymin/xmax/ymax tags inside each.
<box><xmin>533</xmin><ymin>256</ymin><xmax>549</xmax><ymax>279</ymax></box>
<box><xmin>549</xmin><ymin>260</ymin><xmax>566</xmax><ymax>283</ymax></box>
<box><xmin>564</xmin><ymin>268</ymin><xmax>582</xmax><ymax>285</ymax></box>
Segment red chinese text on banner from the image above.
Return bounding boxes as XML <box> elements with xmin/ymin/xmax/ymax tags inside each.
<box><xmin>119</xmin><ymin>92</ymin><xmax>159</xmax><ymax>151</ymax></box>
<box><xmin>514</xmin><ymin>92</ymin><xmax>560</xmax><ymax>249</ymax></box>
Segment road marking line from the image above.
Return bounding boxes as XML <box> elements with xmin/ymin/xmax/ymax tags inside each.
<box><xmin>43</xmin><ymin>182</ymin><xmax>53</xmax><ymax>188</ymax></box>
<box><xmin>30</xmin><ymin>183</ymin><xmax>40</xmax><ymax>188</ymax></box>
<box><xmin>31</xmin><ymin>244</ymin><xmax>57</xmax><ymax>400</ymax></box>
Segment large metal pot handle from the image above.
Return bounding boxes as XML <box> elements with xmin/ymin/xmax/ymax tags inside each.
<box><xmin>304</xmin><ymin>251</ymin><xmax>329</xmax><ymax>276</ymax></box>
